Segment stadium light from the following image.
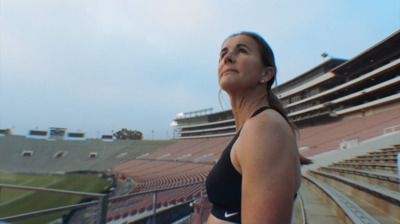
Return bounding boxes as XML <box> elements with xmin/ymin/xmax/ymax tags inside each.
<box><xmin>177</xmin><ymin>112</ymin><xmax>184</xmax><ymax>117</ymax></box>
<box><xmin>321</xmin><ymin>52</ymin><xmax>329</xmax><ymax>58</ymax></box>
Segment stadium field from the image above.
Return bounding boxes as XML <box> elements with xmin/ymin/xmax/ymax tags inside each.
<box><xmin>0</xmin><ymin>172</ymin><xmax>113</xmax><ymax>224</ymax></box>
<box><xmin>0</xmin><ymin>173</ymin><xmax>65</xmax><ymax>206</ymax></box>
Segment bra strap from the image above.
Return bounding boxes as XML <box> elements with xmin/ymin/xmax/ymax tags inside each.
<box><xmin>251</xmin><ymin>106</ymin><xmax>270</xmax><ymax>118</ymax></box>
<box><xmin>236</xmin><ymin>106</ymin><xmax>270</xmax><ymax>136</ymax></box>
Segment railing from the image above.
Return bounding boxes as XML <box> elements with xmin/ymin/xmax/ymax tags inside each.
<box><xmin>0</xmin><ymin>181</ymin><xmax>206</xmax><ymax>224</ymax></box>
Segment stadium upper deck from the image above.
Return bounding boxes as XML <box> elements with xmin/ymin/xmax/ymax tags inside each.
<box><xmin>174</xmin><ymin>30</ymin><xmax>400</xmax><ymax>139</ymax></box>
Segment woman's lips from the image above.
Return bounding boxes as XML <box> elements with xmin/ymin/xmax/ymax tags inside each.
<box><xmin>223</xmin><ymin>68</ymin><xmax>238</xmax><ymax>74</ymax></box>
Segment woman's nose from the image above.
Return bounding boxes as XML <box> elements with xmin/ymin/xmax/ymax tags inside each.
<box><xmin>223</xmin><ymin>51</ymin><xmax>235</xmax><ymax>64</ymax></box>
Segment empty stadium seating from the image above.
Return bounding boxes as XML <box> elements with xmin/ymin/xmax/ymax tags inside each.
<box><xmin>299</xmin><ymin>106</ymin><xmax>400</xmax><ymax>157</ymax></box>
<box><xmin>139</xmin><ymin>136</ymin><xmax>232</xmax><ymax>164</ymax></box>
<box><xmin>0</xmin><ymin>136</ymin><xmax>175</xmax><ymax>173</ymax></box>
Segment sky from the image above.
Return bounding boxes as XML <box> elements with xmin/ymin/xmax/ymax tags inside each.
<box><xmin>1</xmin><ymin>0</ymin><xmax>399</xmax><ymax>140</ymax></box>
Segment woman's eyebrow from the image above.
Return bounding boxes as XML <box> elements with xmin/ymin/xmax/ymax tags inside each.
<box><xmin>236</xmin><ymin>43</ymin><xmax>249</xmax><ymax>49</ymax></box>
<box><xmin>220</xmin><ymin>43</ymin><xmax>249</xmax><ymax>53</ymax></box>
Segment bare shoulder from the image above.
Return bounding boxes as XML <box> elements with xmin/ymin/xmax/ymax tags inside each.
<box><xmin>233</xmin><ymin>109</ymin><xmax>298</xmax><ymax>173</ymax></box>
<box><xmin>240</xmin><ymin>109</ymin><xmax>296</xmax><ymax>147</ymax></box>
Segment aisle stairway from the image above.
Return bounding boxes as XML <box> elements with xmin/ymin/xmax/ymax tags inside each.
<box><xmin>297</xmin><ymin>134</ymin><xmax>400</xmax><ymax>224</ymax></box>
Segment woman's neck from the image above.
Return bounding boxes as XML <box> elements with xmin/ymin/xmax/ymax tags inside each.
<box><xmin>229</xmin><ymin>89</ymin><xmax>269</xmax><ymax>131</ymax></box>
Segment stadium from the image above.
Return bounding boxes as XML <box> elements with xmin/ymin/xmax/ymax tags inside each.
<box><xmin>0</xmin><ymin>30</ymin><xmax>399</xmax><ymax>224</ymax></box>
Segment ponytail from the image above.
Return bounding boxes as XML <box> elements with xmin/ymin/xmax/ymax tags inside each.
<box><xmin>267</xmin><ymin>90</ymin><xmax>297</xmax><ymax>134</ymax></box>
<box><xmin>267</xmin><ymin>90</ymin><xmax>312</xmax><ymax>165</ymax></box>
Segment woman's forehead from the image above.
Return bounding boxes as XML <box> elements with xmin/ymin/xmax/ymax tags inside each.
<box><xmin>222</xmin><ymin>34</ymin><xmax>257</xmax><ymax>49</ymax></box>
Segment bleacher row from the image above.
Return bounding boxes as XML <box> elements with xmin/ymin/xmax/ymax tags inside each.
<box><xmin>139</xmin><ymin>136</ymin><xmax>232</xmax><ymax>164</ymax></box>
<box><xmin>299</xmin><ymin>106</ymin><xmax>400</xmax><ymax>157</ymax></box>
<box><xmin>116</xmin><ymin>161</ymin><xmax>212</xmax><ymax>192</ymax></box>
<box><xmin>103</xmin><ymin>184</ymin><xmax>204</xmax><ymax>223</ymax></box>
<box><xmin>302</xmin><ymin>145</ymin><xmax>400</xmax><ymax>223</ymax></box>
<box><xmin>104</xmin><ymin>161</ymin><xmax>212</xmax><ymax>222</ymax></box>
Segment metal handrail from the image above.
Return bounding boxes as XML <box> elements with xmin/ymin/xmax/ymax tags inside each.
<box><xmin>0</xmin><ymin>183</ymin><xmax>106</xmax><ymax>198</ymax></box>
<box><xmin>0</xmin><ymin>180</ymin><xmax>206</xmax><ymax>224</ymax></box>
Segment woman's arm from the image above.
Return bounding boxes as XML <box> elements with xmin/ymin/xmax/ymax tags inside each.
<box><xmin>234</xmin><ymin>111</ymin><xmax>300</xmax><ymax>224</ymax></box>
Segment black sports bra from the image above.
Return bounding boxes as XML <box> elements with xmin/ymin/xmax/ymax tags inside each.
<box><xmin>205</xmin><ymin>106</ymin><xmax>270</xmax><ymax>223</ymax></box>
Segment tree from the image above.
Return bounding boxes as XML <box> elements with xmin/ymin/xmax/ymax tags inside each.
<box><xmin>113</xmin><ymin>128</ymin><xmax>143</xmax><ymax>140</ymax></box>
<box><xmin>0</xmin><ymin>128</ymin><xmax>11</xmax><ymax>135</ymax></box>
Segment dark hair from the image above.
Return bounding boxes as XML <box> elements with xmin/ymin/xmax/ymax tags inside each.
<box><xmin>228</xmin><ymin>32</ymin><xmax>312</xmax><ymax>165</ymax></box>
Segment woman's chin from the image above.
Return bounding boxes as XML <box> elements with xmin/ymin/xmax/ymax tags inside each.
<box><xmin>219</xmin><ymin>79</ymin><xmax>240</xmax><ymax>91</ymax></box>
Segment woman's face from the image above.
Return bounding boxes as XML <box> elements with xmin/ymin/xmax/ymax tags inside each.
<box><xmin>218</xmin><ymin>34</ymin><xmax>266</xmax><ymax>93</ymax></box>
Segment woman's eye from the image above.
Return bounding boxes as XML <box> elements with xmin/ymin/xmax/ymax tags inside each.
<box><xmin>220</xmin><ymin>52</ymin><xmax>227</xmax><ymax>60</ymax></box>
<box><xmin>238</xmin><ymin>48</ymin><xmax>247</xmax><ymax>53</ymax></box>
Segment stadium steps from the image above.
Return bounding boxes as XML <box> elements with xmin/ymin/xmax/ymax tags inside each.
<box><xmin>301</xmin><ymin>175</ymin><xmax>377</xmax><ymax>224</ymax></box>
<box><xmin>307</xmin><ymin>146</ymin><xmax>400</xmax><ymax>223</ymax></box>
<box><xmin>318</xmin><ymin>167</ymin><xmax>399</xmax><ymax>192</ymax></box>
<box><xmin>327</xmin><ymin>146</ymin><xmax>399</xmax><ymax>175</ymax></box>
<box><xmin>329</xmin><ymin>162</ymin><xmax>398</xmax><ymax>174</ymax></box>
<box><xmin>308</xmin><ymin>170</ymin><xmax>400</xmax><ymax>223</ymax></box>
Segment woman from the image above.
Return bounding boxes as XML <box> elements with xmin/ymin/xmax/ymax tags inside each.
<box><xmin>205</xmin><ymin>32</ymin><xmax>311</xmax><ymax>224</ymax></box>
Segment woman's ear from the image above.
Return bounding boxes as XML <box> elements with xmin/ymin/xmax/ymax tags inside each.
<box><xmin>262</xmin><ymin>67</ymin><xmax>275</xmax><ymax>83</ymax></box>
